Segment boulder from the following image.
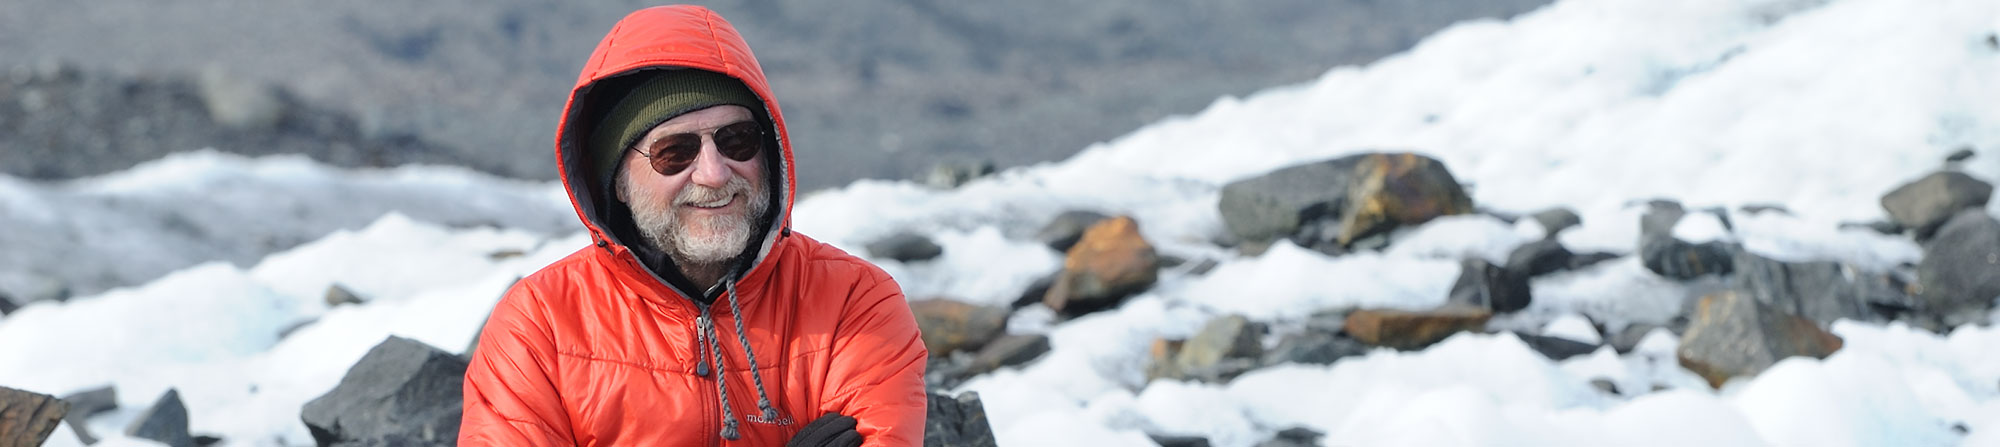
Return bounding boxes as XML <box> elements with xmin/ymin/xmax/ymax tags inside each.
<box><xmin>1043</xmin><ymin>216</ymin><xmax>1159</xmax><ymax>317</ymax></box>
<box><xmin>867</xmin><ymin>232</ymin><xmax>944</xmax><ymax>262</ymax></box>
<box><xmin>1011</xmin><ymin>273</ymin><xmax>1056</xmax><ymax>310</ymax></box>
<box><xmin>1333</xmin><ymin>152</ymin><xmax>1475</xmax><ymax>246</ymax></box>
<box><xmin>1507</xmin><ymin>239</ymin><xmax>1574</xmax><ymax>277</ymax></box>
<box><xmin>1344</xmin><ymin>306</ymin><xmax>1492</xmax><ymax>350</ymax></box>
<box><xmin>126</xmin><ymin>388</ymin><xmax>192</xmax><ymax>447</ymax></box>
<box><xmin>302</xmin><ymin>336</ymin><xmax>466</xmax><ymax>447</ymax></box>
<box><xmin>1218</xmin><ymin>158</ymin><xmax>1358</xmax><ymax>244</ymax></box>
<box><xmin>1880</xmin><ymin>171</ymin><xmax>1994</xmax><ymax>240</ymax></box>
<box><xmin>1677</xmin><ymin>292</ymin><xmax>1843</xmax><ymax>389</ymax></box>
<box><xmin>1639</xmin><ymin>236</ymin><xmax>1734</xmax><ymax>280</ymax></box>
<box><xmin>1447</xmin><ymin>258</ymin><xmax>1531</xmax><ymax>313</ymax></box>
<box><xmin>1036</xmin><ymin>210</ymin><xmax>1111</xmax><ymax>252</ymax></box>
<box><xmin>1915</xmin><ymin>211</ymin><xmax>2000</xmax><ymax>326</ymax></box>
<box><xmin>910</xmin><ymin>299</ymin><xmax>1009</xmax><ymax>357</ymax></box>
<box><xmin>1731</xmin><ymin>251</ymin><xmax>1886</xmax><ymax>325</ymax></box>
<box><xmin>922</xmin><ymin>160</ymin><xmax>996</xmax><ymax>189</ymax></box>
<box><xmin>324</xmin><ymin>284</ymin><xmax>365</xmax><ymax>307</ymax></box>
<box><xmin>61</xmin><ymin>385</ymin><xmax>116</xmax><ymax>445</ymax></box>
<box><xmin>0</xmin><ymin>386</ymin><xmax>69</xmax><ymax>447</ymax></box>
<box><xmin>1173</xmin><ymin>315</ymin><xmax>1266</xmax><ymax>383</ymax></box>
<box><xmin>1530</xmin><ymin>207</ymin><xmax>1582</xmax><ymax>238</ymax></box>
<box><xmin>1262</xmin><ymin>330</ymin><xmax>1368</xmax><ymax>366</ymax></box>
<box><xmin>924</xmin><ymin>392</ymin><xmax>997</xmax><ymax>447</ymax></box>
<box><xmin>1514</xmin><ymin>332</ymin><xmax>1598</xmax><ymax>361</ymax></box>
<box><xmin>1639</xmin><ymin>200</ymin><xmax>1687</xmax><ymax>241</ymax></box>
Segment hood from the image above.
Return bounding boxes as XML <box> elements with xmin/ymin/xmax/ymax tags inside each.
<box><xmin>554</xmin><ymin>5</ymin><xmax>796</xmax><ymax>301</ymax></box>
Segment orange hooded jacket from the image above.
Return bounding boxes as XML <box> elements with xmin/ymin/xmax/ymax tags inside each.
<box><xmin>460</xmin><ymin>6</ymin><xmax>927</xmax><ymax>446</ymax></box>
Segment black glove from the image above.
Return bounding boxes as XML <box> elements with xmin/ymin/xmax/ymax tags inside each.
<box><xmin>787</xmin><ymin>413</ymin><xmax>863</xmax><ymax>447</ymax></box>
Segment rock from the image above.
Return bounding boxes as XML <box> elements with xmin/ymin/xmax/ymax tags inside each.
<box><xmin>1304</xmin><ymin>309</ymin><xmax>1348</xmax><ymax>334</ymax></box>
<box><xmin>1173</xmin><ymin>315</ymin><xmax>1266</xmax><ymax>382</ymax></box>
<box><xmin>197</xmin><ymin>66</ymin><xmax>287</xmax><ymax>129</ymax></box>
<box><xmin>324</xmin><ymin>284</ymin><xmax>365</xmax><ymax>307</ymax></box>
<box><xmin>126</xmin><ymin>389</ymin><xmax>192</xmax><ymax>447</ymax></box>
<box><xmin>1150</xmin><ymin>434</ymin><xmax>1213</xmax><ymax>447</ymax></box>
<box><xmin>1609</xmin><ymin>323</ymin><xmax>1665</xmax><ymax>354</ymax></box>
<box><xmin>302</xmin><ymin>336</ymin><xmax>467</xmax><ymax>446</ymax></box>
<box><xmin>1262</xmin><ymin>331</ymin><xmax>1368</xmax><ymax>366</ymax></box>
<box><xmin>1514</xmin><ymin>332</ymin><xmax>1598</xmax><ymax>361</ymax></box>
<box><xmin>1345</xmin><ymin>306</ymin><xmax>1492</xmax><ymax>350</ymax></box>
<box><xmin>924</xmin><ymin>392</ymin><xmax>998</xmax><ymax>447</ymax></box>
<box><xmin>1217</xmin><ymin>158</ymin><xmax>1358</xmax><ymax>244</ymax></box>
<box><xmin>1946</xmin><ymin>147</ymin><xmax>1975</xmax><ymax>163</ymax></box>
<box><xmin>1257</xmin><ymin>427</ymin><xmax>1325</xmax><ymax>447</ymax></box>
<box><xmin>1880</xmin><ymin>171</ymin><xmax>1994</xmax><ymax>240</ymax></box>
<box><xmin>0</xmin><ymin>292</ymin><xmax>16</xmax><ymax>316</ymax></box>
<box><xmin>1567</xmin><ymin>252</ymin><xmax>1622</xmax><ymax>271</ymax></box>
<box><xmin>1447</xmin><ymin>258</ymin><xmax>1531</xmax><ymax>313</ymax></box>
<box><xmin>1739</xmin><ymin>204</ymin><xmax>1793</xmax><ymax>216</ymax></box>
<box><xmin>1186</xmin><ymin>258</ymin><xmax>1220</xmax><ymax>276</ymax></box>
<box><xmin>1639</xmin><ymin>237</ymin><xmax>1735</xmax><ymax>280</ymax></box>
<box><xmin>0</xmin><ymin>386</ymin><xmax>69</xmax><ymax>447</ymax></box>
<box><xmin>1334</xmin><ymin>152</ymin><xmax>1475</xmax><ymax>246</ymax></box>
<box><xmin>278</xmin><ymin>318</ymin><xmax>319</xmax><ymax>340</ymax></box>
<box><xmin>867</xmin><ymin>232</ymin><xmax>944</xmax><ymax>262</ymax></box>
<box><xmin>1639</xmin><ymin>200</ymin><xmax>1687</xmax><ymax>240</ymax></box>
<box><xmin>965</xmin><ymin>334</ymin><xmax>1050</xmax><ymax>376</ymax></box>
<box><xmin>910</xmin><ymin>299</ymin><xmax>1010</xmax><ymax>357</ymax></box>
<box><xmin>921</xmin><ymin>160</ymin><xmax>996</xmax><ymax>189</ymax></box>
<box><xmin>1915</xmin><ymin>211</ymin><xmax>2000</xmax><ymax>326</ymax></box>
<box><xmin>1507</xmin><ymin>239</ymin><xmax>1575</xmax><ymax>277</ymax></box>
<box><xmin>1043</xmin><ymin>216</ymin><xmax>1160</xmax><ymax>317</ymax></box>
<box><xmin>1036</xmin><ymin>210</ymin><xmax>1111</xmax><ymax>252</ymax></box>
<box><xmin>193</xmin><ymin>434</ymin><xmax>224</xmax><ymax>446</ymax></box>
<box><xmin>1530</xmin><ymin>208</ymin><xmax>1582</xmax><ymax>238</ymax></box>
<box><xmin>1677</xmin><ymin>292</ymin><xmax>1843</xmax><ymax>389</ymax></box>
<box><xmin>1731</xmin><ymin>251</ymin><xmax>1883</xmax><ymax>325</ymax></box>
<box><xmin>1590</xmin><ymin>378</ymin><xmax>1620</xmax><ymax>395</ymax></box>
<box><xmin>1146</xmin><ymin>338</ymin><xmax>1188</xmax><ymax>382</ymax></box>
<box><xmin>1011</xmin><ymin>273</ymin><xmax>1057</xmax><ymax>310</ymax></box>
<box><xmin>1840</xmin><ymin>220</ymin><xmax>1905</xmax><ymax>235</ymax></box>
<box><xmin>62</xmin><ymin>385</ymin><xmax>116</xmax><ymax>445</ymax></box>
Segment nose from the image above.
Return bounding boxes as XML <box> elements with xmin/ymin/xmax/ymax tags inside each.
<box><xmin>686</xmin><ymin>136</ymin><xmax>734</xmax><ymax>188</ymax></box>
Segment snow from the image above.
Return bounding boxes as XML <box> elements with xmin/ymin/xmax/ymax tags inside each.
<box><xmin>5</xmin><ymin>0</ymin><xmax>2000</xmax><ymax>445</ymax></box>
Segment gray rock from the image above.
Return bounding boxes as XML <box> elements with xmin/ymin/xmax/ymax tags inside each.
<box><xmin>1514</xmin><ymin>332</ymin><xmax>1598</xmax><ymax>361</ymax></box>
<box><xmin>1567</xmin><ymin>252</ymin><xmax>1622</xmax><ymax>271</ymax></box>
<box><xmin>1840</xmin><ymin>220</ymin><xmax>1906</xmax><ymax>235</ymax></box>
<box><xmin>867</xmin><ymin>232</ymin><xmax>945</xmax><ymax>262</ymax></box>
<box><xmin>1219</xmin><ymin>158</ymin><xmax>1358</xmax><ymax>245</ymax></box>
<box><xmin>1150</xmin><ymin>434</ymin><xmax>1213</xmax><ymax>447</ymax></box>
<box><xmin>1448</xmin><ymin>258</ymin><xmax>1531</xmax><ymax>313</ymax></box>
<box><xmin>1916</xmin><ymin>211</ymin><xmax>2000</xmax><ymax>326</ymax></box>
<box><xmin>1262</xmin><ymin>331</ymin><xmax>1368</xmax><ymax>366</ymax></box>
<box><xmin>924</xmin><ymin>392</ymin><xmax>997</xmax><ymax>447</ymax></box>
<box><xmin>1590</xmin><ymin>378</ymin><xmax>1620</xmax><ymax>395</ymax></box>
<box><xmin>1946</xmin><ymin>147</ymin><xmax>1975</xmax><ymax>163</ymax></box>
<box><xmin>193</xmin><ymin>434</ymin><xmax>223</xmax><ymax>446</ymax></box>
<box><xmin>1880</xmin><ymin>171</ymin><xmax>1994</xmax><ymax>240</ymax></box>
<box><xmin>1257</xmin><ymin>427</ymin><xmax>1325</xmax><ymax>447</ymax></box>
<box><xmin>62</xmin><ymin>385</ymin><xmax>116</xmax><ymax>445</ymax></box>
<box><xmin>1011</xmin><ymin>273</ymin><xmax>1057</xmax><ymax>310</ymax></box>
<box><xmin>1304</xmin><ymin>309</ymin><xmax>1348</xmax><ymax>334</ymax></box>
<box><xmin>970</xmin><ymin>334</ymin><xmax>1050</xmax><ymax>372</ymax></box>
<box><xmin>910</xmin><ymin>299</ymin><xmax>1010</xmax><ymax>357</ymax></box>
<box><xmin>324</xmin><ymin>284</ymin><xmax>366</xmax><ymax>307</ymax></box>
<box><xmin>1035</xmin><ymin>210</ymin><xmax>1111</xmax><ymax>253</ymax></box>
<box><xmin>302</xmin><ymin>336</ymin><xmax>466</xmax><ymax>447</ymax></box>
<box><xmin>1331</xmin><ymin>153</ymin><xmax>1475</xmax><ymax>246</ymax></box>
<box><xmin>0</xmin><ymin>386</ymin><xmax>69</xmax><ymax>447</ymax></box>
<box><xmin>1174</xmin><ymin>315</ymin><xmax>1266</xmax><ymax>381</ymax></box>
<box><xmin>1677</xmin><ymin>292</ymin><xmax>1843</xmax><ymax>388</ymax></box>
<box><xmin>1731</xmin><ymin>251</ymin><xmax>1887</xmax><ymax>325</ymax></box>
<box><xmin>1609</xmin><ymin>323</ymin><xmax>1665</xmax><ymax>354</ymax></box>
<box><xmin>1739</xmin><ymin>204</ymin><xmax>1793</xmax><ymax>216</ymax></box>
<box><xmin>0</xmin><ymin>292</ymin><xmax>16</xmax><ymax>316</ymax></box>
<box><xmin>1639</xmin><ymin>200</ymin><xmax>1687</xmax><ymax>241</ymax></box>
<box><xmin>1507</xmin><ymin>239</ymin><xmax>1574</xmax><ymax>277</ymax></box>
<box><xmin>1639</xmin><ymin>236</ymin><xmax>1735</xmax><ymax>280</ymax></box>
<box><xmin>126</xmin><ymin>389</ymin><xmax>192</xmax><ymax>447</ymax></box>
<box><xmin>922</xmin><ymin>160</ymin><xmax>996</xmax><ymax>189</ymax></box>
<box><xmin>1530</xmin><ymin>208</ymin><xmax>1582</xmax><ymax>238</ymax></box>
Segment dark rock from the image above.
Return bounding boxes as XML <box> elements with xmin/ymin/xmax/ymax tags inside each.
<box><xmin>1257</xmin><ymin>427</ymin><xmax>1325</xmax><ymax>447</ymax></box>
<box><xmin>1173</xmin><ymin>315</ymin><xmax>1266</xmax><ymax>382</ymax></box>
<box><xmin>970</xmin><ymin>334</ymin><xmax>1051</xmax><ymax>373</ymax></box>
<box><xmin>1043</xmin><ymin>216</ymin><xmax>1159</xmax><ymax>317</ymax></box>
<box><xmin>126</xmin><ymin>389</ymin><xmax>192</xmax><ymax>447</ymax></box>
<box><xmin>302</xmin><ymin>336</ymin><xmax>467</xmax><ymax>447</ymax></box>
<box><xmin>1915</xmin><ymin>211</ymin><xmax>2000</xmax><ymax>326</ymax></box>
<box><xmin>1507</xmin><ymin>239</ymin><xmax>1575</xmax><ymax>277</ymax></box>
<box><xmin>924</xmin><ymin>392</ymin><xmax>997</xmax><ymax>447</ymax></box>
<box><xmin>1701</xmin><ymin>206</ymin><xmax>1736</xmax><ymax>233</ymax></box>
<box><xmin>278</xmin><ymin>318</ymin><xmax>318</xmax><ymax>340</ymax></box>
<box><xmin>1012</xmin><ymin>273</ymin><xmax>1057</xmax><ymax>310</ymax></box>
<box><xmin>0</xmin><ymin>292</ymin><xmax>15</xmax><ymax>316</ymax></box>
<box><xmin>1567</xmin><ymin>252</ymin><xmax>1622</xmax><ymax>271</ymax></box>
<box><xmin>1345</xmin><ymin>306</ymin><xmax>1492</xmax><ymax>350</ymax></box>
<box><xmin>1678</xmin><ymin>292</ymin><xmax>1843</xmax><ymax>389</ymax></box>
<box><xmin>909</xmin><ymin>299</ymin><xmax>1010</xmax><ymax>357</ymax></box>
<box><xmin>1036</xmin><ymin>210</ymin><xmax>1111</xmax><ymax>253</ymax></box>
<box><xmin>62</xmin><ymin>385</ymin><xmax>116</xmax><ymax>445</ymax></box>
<box><xmin>1332</xmin><ymin>152</ymin><xmax>1475</xmax><ymax>246</ymax></box>
<box><xmin>921</xmin><ymin>160</ymin><xmax>997</xmax><ymax>189</ymax></box>
<box><xmin>1447</xmin><ymin>258</ymin><xmax>1531</xmax><ymax>313</ymax></box>
<box><xmin>1304</xmin><ymin>309</ymin><xmax>1348</xmax><ymax>334</ymax></box>
<box><xmin>1590</xmin><ymin>378</ymin><xmax>1620</xmax><ymax>395</ymax></box>
<box><xmin>1180</xmin><ymin>358</ymin><xmax>1263</xmax><ymax>383</ymax></box>
<box><xmin>1880</xmin><ymin>171</ymin><xmax>1994</xmax><ymax>240</ymax></box>
<box><xmin>1263</xmin><ymin>331</ymin><xmax>1368</xmax><ymax>366</ymax></box>
<box><xmin>0</xmin><ymin>386</ymin><xmax>69</xmax><ymax>447</ymax></box>
<box><xmin>1150</xmin><ymin>434</ymin><xmax>1213</xmax><ymax>447</ymax></box>
<box><xmin>1739</xmin><ymin>204</ymin><xmax>1793</xmax><ymax>216</ymax></box>
<box><xmin>1639</xmin><ymin>200</ymin><xmax>1687</xmax><ymax>240</ymax></box>
<box><xmin>193</xmin><ymin>434</ymin><xmax>224</xmax><ymax>446</ymax></box>
<box><xmin>1530</xmin><ymin>208</ymin><xmax>1582</xmax><ymax>238</ymax></box>
<box><xmin>1946</xmin><ymin>147</ymin><xmax>1975</xmax><ymax>163</ymax></box>
<box><xmin>1609</xmin><ymin>323</ymin><xmax>1665</xmax><ymax>354</ymax></box>
<box><xmin>1187</xmin><ymin>258</ymin><xmax>1221</xmax><ymax>276</ymax></box>
<box><xmin>1639</xmin><ymin>236</ymin><xmax>1735</xmax><ymax>280</ymax></box>
<box><xmin>867</xmin><ymin>232</ymin><xmax>945</xmax><ymax>262</ymax></box>
<box><xmin>1731</xmin><ymin>251</ymin><xmax>1885</xmax><ymax>325</ymax></box>
<box><xmin>1840</xmin><ymin>220</ymin><xmax>1906</xmax><ymax>235</ymax></box>
<box><xmin>1218</xmin><ymin>158</ymin><xmax>1358</xmax><ymax>245</ymax></box>
<box><xmin>325</xmin><ymin>284</ymin><xmax>365</xmax><ymax>307</ymax></box>
<box><xmin>1514</xmin><ymin>332</ymin><xmax>1598</xmax><ymax>361</ymax></box>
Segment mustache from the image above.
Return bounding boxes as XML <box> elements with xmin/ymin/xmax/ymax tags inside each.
<box><xmin>674</xmin><ymin>176</ymin><xmax>752</xmax><ymax>206</ymax></box>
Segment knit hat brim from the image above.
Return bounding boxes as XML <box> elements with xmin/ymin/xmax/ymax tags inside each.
<box><xmin>589</xmin><ymin>69</ymin><xmax>767</xmax><ymax>186</ymax></box>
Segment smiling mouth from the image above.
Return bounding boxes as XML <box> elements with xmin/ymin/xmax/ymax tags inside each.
<box><xmin>686</xmin><ymin>195</ymin><xmax>736</xmax><ymax>210</ymax></box>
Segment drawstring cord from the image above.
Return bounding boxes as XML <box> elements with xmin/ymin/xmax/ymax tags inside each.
<box><xmin>726</xmin><ymin>279</ymin><xmax>783</xmax><ymax>423</ymax></box>
<box><xmin>701</xmin><ymin>271</ymin><xmax>787</xmax><ymax>441</ymax></box>
<box><xmin>698</xmin><ymin>306</ymin><xmax>740</xmax><ymax>440</ymax></box>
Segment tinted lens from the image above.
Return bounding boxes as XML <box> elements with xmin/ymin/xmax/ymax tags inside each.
<box><xmin>712</xmin><ymin>122</ymin><xmax>764</xmax><ymax>161</ymax></box>
<box><xmin>643</xmin><ymin>133</ymin><xmax>702</xmax><ymax>175</ymax></box>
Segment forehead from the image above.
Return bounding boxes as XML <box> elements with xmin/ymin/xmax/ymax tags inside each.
<box><xmin>648</xmin><ymin>105</ymin><xmax>755</xmax><ymax>135</ymax></box>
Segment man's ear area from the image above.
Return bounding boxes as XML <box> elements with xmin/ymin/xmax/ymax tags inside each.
<box><xmin>613</xmin><ymin>159</ymin><xmax>630</xmax><ymax>204</ymax></box>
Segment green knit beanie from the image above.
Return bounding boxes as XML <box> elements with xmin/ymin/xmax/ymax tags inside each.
<box><xmin>589</xmin><ymin>69</ymin><xmax>766</xmax><ymax>186</ymax></box>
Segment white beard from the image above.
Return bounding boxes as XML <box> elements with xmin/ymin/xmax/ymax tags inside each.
<box><xmin>621</xmin><ymin>172</ymin><xmax>771</xmax><ymax>271</ymax></box>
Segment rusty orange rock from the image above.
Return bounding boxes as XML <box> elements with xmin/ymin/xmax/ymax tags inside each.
<box><xmin>1337</xmin><ymin>152</ymin><xmax>1475</xmax><ymax>246</ymax></box>
<box><xmin>1043</xmin><ymin>216</ymin><xmax>1159</xmax><ymax>317</ymax></box>
<box><xmin>1344</xmin><ymin>306</ymin><xmax>1492</xmax><ymax>350</ymax></box>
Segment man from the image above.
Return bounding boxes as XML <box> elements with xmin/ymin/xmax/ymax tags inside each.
<box><xmin>460</xmin><ymin>5</ymin><xmax>927</xmax><ymax>446</ymax></box>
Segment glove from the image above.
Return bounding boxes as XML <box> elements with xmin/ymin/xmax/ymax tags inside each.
<box><xmin>787</xmin><ymin>413</ymin><xmax>863</xmax><ymax>447</ymax></box>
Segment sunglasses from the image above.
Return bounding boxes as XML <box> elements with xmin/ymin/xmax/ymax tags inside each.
<box><xmin>630</xmin><ymin>121</ymin><xmax>767</xmax><ymax>176</ymax></box>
